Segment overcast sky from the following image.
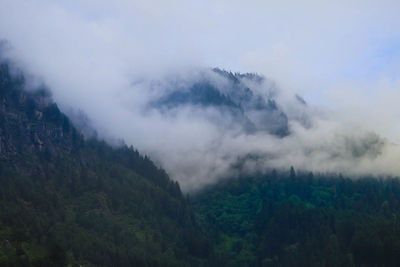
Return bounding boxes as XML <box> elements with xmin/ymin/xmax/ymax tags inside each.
<box><xmin>1</xmin><ymin>0</ymin><xmax>400</xmax><ymax>190</ymax></box>
<box><xmin>2</xmin><ymin>1</ymin><xmax>400</xmax><ymax>95</ymax></box>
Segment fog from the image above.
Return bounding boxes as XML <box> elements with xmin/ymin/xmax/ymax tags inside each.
<box><xmin>1</xmin><ymin>0</ymin><xmax>400</xmax><ymax>191</ymax></box>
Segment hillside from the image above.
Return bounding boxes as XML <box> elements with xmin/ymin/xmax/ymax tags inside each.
<box><xmin>192</xmin><ymin>170</ymin><xmax>400</xmax><ymax>267</ymax></box>
<box><xmin>0</xmin><ymin>62</ymin><xmax>212</xmax><ymax>266</ymax></box>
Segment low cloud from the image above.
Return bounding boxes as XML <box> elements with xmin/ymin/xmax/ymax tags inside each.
<box><xmin>1</xmin><ymin>0</ymin><xmax>400</xmax><ymax>191</ymax></box>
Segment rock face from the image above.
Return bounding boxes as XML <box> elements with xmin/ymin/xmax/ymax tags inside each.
<box><xmin>152</xmin><ymin>68</ymin><xmax>290</xmax><ymax>137</ymax></box>
<box><xmin>0</xmin><ymin>63</ymin><xmax>81</xmax><ymax>163</ymax></box>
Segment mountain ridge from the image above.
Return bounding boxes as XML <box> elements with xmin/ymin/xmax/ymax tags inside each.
<box><xmin>151</xmin><ymin>68</ymin><xmax>292</xmax><ymax>137</ymax></box>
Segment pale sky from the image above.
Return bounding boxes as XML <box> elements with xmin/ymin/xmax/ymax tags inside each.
<box><xmin>1</xmin><ymin>0</ymin><xmax>400</xmax><ymax>98</ymax></box>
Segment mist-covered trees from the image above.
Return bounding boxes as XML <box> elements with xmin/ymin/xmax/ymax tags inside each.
<box><xmin>0</xmin><ymin>61</ymin><xmax>213</xmax><ymax>266</ymax></box>
<box><xmin>3</xmin><ymin>59</ymin><xmax>400</xmax><ymax>266</ymax></box>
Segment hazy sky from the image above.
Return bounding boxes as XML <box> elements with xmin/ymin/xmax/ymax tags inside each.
<box><xmin>2</xmin><ymin>0</ymin><xmax>400</xmax><ymax>94</ymax></box>
<box><xmin>1</xmin><ymin>0</ymin><xmax>400</xmax><ymax>190</ymax></box>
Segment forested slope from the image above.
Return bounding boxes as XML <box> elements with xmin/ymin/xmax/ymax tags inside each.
<box><xmin>192</xmin><ymin>169</ymin><xmax>400</xmax><ymax>267</ymax></box>
<box><xmin>0</xmin><ymin>62</ymin><xmax>212</xmax><ymax>266</ymax></box>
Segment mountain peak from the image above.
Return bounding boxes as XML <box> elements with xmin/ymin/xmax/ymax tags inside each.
<box><xmin>152</xmin><ymin>68</ymin><xmax>291</xmax><ymax>137</ymax></box>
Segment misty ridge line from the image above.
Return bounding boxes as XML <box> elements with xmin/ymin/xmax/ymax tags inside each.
<box><xmin>2</xmin><ymin>41</ymin><xmax>400</xmax><ymax>192</ymax></box>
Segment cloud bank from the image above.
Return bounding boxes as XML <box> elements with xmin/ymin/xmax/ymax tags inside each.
<box><xmin>1</xmin><ymin>0</ymin><xmax>400</xmax><ymax>191</ymax></box>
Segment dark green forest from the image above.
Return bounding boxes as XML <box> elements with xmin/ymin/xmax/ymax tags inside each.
<box><xmin>0</xmin><ymin>62</ymin><xmax>212</xmax><ymax>266</ymax></box>
<box><xmin>192</xmin><ymin>169</ymin><xmax>400</xmax><ymax>266</ymax></box>
<box><xmin>2</xmin><ymin>60</ymin><xmax>400</xmax><ymax>266</ymax></box>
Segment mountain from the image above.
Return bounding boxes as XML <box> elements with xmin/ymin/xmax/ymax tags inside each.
<box><xmin>152</xmin><ymin>68</ymin><xmax>294</xmax><ymax>137</ymax></box>
<box><xmin>2</xmin><ymin>58</ymin><xmax>400</xmax><ymax>267</ymax></box>
<box><xmin>0</xmin><ymin>62</ymin><xmax>213</xmax><ymax>266</ymax></box>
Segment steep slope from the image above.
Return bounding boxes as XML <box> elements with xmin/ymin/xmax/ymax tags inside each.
<box><xmin>0</xmin><ymin>62</ymin><xmax>212</xmax><ymax>266</ymax></box>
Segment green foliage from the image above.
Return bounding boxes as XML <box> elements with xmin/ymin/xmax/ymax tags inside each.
<box><xmin>192</xmin><ymin>171</ymin><xmax>400</xmax><ymax>266</ymax></box>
